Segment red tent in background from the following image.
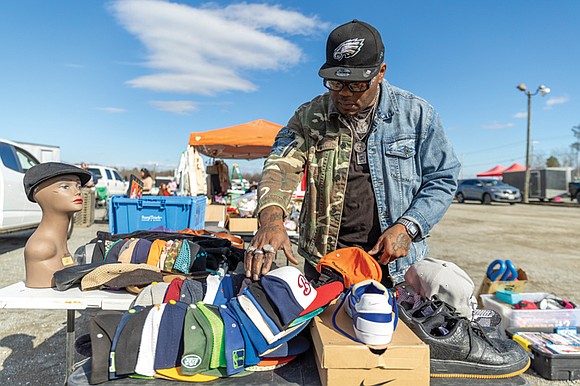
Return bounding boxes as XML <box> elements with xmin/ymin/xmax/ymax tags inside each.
<box><xmin>503</xmin><ymin>163</ymin><xmax>526</xmax><ymax>173</ymax></box>
<box><xmin>476</xmin><ymin>165</ymin><xmax>507</xmax><ymax>177</ymax></box>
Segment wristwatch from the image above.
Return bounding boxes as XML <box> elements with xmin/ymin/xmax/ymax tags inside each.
<box><xmin>396</xmin><ymin>218</ymin><xmax>420</xmax><ymax>240</ymax></box>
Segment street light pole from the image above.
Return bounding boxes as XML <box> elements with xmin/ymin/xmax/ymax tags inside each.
<box><xmin>524</xmin><ymin>91</ymin><xmax>532</xmax><ymax>204</ymax></box>
<box><xmin>516</xmin><ymin>83</ymin><xmax>550</xmax><ymax>204</ymax></box>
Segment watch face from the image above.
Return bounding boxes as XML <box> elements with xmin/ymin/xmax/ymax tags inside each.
<box><xmin>407</xmin><ymin>223</ymin><xmax>418</xmax><ymax>237</ymax></box>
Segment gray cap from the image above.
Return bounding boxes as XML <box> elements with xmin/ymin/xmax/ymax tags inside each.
<box><xmin>23</xmin><ymin>162</ymin><xmax>92</xmax><ymax>202</ymax></box>
<box><xmin>404</xmin><ymin>257</ymin><xmax>475</xmax><ymax>319</ymax></box>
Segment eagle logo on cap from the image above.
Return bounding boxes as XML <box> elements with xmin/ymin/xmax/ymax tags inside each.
<box><xmin>333</xmin><ymin>38</ymin><xmax>365</xmax><ymax>61</ymax></box>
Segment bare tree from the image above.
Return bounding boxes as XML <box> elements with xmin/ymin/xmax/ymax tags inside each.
<box><xmin>531</xmin><ymin>150</ymin><xmax>546</xmax><ymax>168</ymax></box>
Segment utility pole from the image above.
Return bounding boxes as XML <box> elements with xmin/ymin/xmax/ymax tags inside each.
<box><xmin>516</xmin><ymin>83</ymin><xmax>550</xmax><ymax>203</ymax></box>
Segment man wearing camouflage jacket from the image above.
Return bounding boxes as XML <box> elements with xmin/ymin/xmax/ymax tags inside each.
<box><xmin>245</xmin><ymin>20</ymin><xmax>460</xmax><ymax>286</ymax></box>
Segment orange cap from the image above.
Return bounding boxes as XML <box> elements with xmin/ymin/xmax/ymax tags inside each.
<box><xmin>316</xmin><ymin>247</ymin><xmax>382</xmax><ymax>288</ymax></box>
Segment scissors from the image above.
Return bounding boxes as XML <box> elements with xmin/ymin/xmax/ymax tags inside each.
<box><xmin>486</xmin><ymin>259</ymin><xmax>518</xmax><ymax>281</ymax></box>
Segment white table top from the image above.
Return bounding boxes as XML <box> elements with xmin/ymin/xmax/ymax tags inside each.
<box><xmin>0</xmin><ymin>281</ymin><xmax>135</xmax><ymax>311</ymax></box>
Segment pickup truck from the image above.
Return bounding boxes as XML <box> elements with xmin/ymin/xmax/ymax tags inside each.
<box><xmin>0</xmin><ymin>138</ymin><xmax>42</xmax><ymax>234</ymax></box>
<box><xmin>569</xmin><ymin>181</ymin><xmax>580</xmax><ymax>204</ymax></box>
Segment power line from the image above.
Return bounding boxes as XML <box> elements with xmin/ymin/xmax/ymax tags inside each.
<box><xmin>458</xmin><ymin>134</ymin><xmax>573</xmax><ymax>156</ymax></box>
<box><xmin>462</xmin><ymin>157</ymin><xmax>521</xmax><ymax>168</ymax></box>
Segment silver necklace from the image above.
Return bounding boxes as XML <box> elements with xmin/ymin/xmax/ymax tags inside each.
<box><xmin>349</xmin><ymin>95</ymin><xmax>378</xmax><ymax>165</ymax></box>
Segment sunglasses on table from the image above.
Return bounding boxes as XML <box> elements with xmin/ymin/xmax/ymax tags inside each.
<box><xmin>323</xmin><ymin>78</ymin><xmax>373</xmax><ymax>93</ymax></box>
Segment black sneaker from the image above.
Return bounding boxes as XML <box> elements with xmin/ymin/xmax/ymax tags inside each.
<box><xmin>472</xmin><ymin>308</ymin><xmax>505</xmax><ymax>340</ymax></box>
<box><xmin>399</xmin><ymin>295</ymin><xmax>450</xmax><ymax>327</ymax></box>
<box><xmin>408</xmin><ymin>306</ymin><xmax>530</xmax><ymax>378</ymax></box>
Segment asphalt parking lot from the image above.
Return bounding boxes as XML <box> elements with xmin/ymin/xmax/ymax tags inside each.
<box><xmin>0</xmin><ymin>203</ymin><xmax>579</xmax><ymax>385</ymax></box>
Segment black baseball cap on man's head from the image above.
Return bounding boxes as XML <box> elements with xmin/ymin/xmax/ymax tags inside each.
<box><xmin>23</xmin><ymin>162</ymin><xmax>92</xmax><ymax>202</ymax></box>
<box><xmin>318</xmin><ymin>20</ymin><xmax>385</xmax><ymax>82</ymax></box>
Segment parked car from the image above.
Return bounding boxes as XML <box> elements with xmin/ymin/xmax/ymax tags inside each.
<box><xmin>569</xmin><ymin>181</ymin><xmax>580</xmax><ymax>204</ymax></box>
<box><xmin>0</xmin><ymin>138</ymin><xmax>42</xmax><ymax>234</ymax></box>
<box><xmin>87</xmin><ymin>165</ymin><xmax>128</xmax><ymax>196</ymax></box>
<box><xmin>455</xmin><ymin>178</ymin><xmax>521</xmax><ymax>205</ymax></box>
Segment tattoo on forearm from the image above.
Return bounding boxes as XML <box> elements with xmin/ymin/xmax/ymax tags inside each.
<box><xmin>392</xmin><ymin>234</ymin><xmax>411</xmax><ymax>251</ymax></box>
<box><xmin>260</xmin><ymin>224</ymin><xmax>284</xmax><ymax>233</ymax></box>
<box><xmin>262</xmin><ymin>212</ymin><xmax>282</xmax><ymax>224</ymax></box>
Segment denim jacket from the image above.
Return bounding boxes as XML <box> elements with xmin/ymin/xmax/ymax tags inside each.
<box><xmin>258</xmin><ymin>80</ymin><xmax>460</xmax><ymax>284</ymax></box>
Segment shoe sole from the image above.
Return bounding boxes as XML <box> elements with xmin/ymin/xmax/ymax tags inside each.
<box><xmin>347</xmin><ymin>296</ymin><xmax>394</xmax><ymax>347</ymax></box>
<box><xmin>430</xmin><ymin>357</ymin><xmax>530</xmax><ymax>379</ymax></box>
<box><xmin>353</xmin><ymin>329</ymin><xmax>392</xmax><ymax>347</ymax></box>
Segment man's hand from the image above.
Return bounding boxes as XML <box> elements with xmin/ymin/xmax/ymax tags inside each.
<box><xmin>368</xmin><ymin>224</ymin><xmax>412</xmax><ymax>265</ymax></box>
<box><xmin>244</xmin><ymin>206</ymin><xmax>298</xmax><ymax>280</ymax></box>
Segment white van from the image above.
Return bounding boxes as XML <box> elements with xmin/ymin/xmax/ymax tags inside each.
<box><xmin>0</xmin><ymin>138</ymin><xmax>42</xmax><ymax>234</ymax></box>
<box><xmin>87</xmin><ymin>165</ymin><xmax>128</xmax><ymax>196</ymax></box>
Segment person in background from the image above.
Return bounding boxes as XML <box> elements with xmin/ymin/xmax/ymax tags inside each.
<box><xmin>245</xmin><ymin>184</ymin><xmax>258</xmax><ymax>194</ymax></box>
<box><xmin>167</xmin><ymin>178</ymin><xmax>178</xmax><ymax>195</ymax></box>
<box><xmin>157</xmin><ymin>183</ymin><xmax>171</xmax><ymax>196</ymax></box>
<box><xmin>140</xmin><ymin>168</ymin><xmax>155</xmax><ymax>195</ymax></box>
<box><xmin>245</xmin><ymin>20</ymin><xmax>460</xmax><ymax>285</ymax></box>
<box><xmin>80</xmin><ymin>162</ymin><xmax>96</xmax><ymax>188</ymax></box>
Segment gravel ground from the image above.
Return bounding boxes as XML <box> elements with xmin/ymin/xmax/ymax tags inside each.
<box><xmin>1</xmin><ymin>204</ymin><xmax>579</xmax><ymax>385</ymax></box>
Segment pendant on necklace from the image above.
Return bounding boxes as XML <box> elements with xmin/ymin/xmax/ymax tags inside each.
<box><xmin>353</xmin><ymin>141</ymin><xmax>366</xmax><ymax>153</ymax></box>
<box><xmin>355</xmin><ymin>151</ymin><xmax>367</xmax><ymax>165</ymax></box>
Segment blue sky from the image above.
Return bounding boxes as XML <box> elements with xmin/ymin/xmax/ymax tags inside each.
<box><xmin>1</xmin><ymin>0</ymin><xmax>579</xmax><ymax>178</ymax></box>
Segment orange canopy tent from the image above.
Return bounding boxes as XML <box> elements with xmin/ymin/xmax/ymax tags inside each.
<box><xmin>503</xmin><ymin>163</ymin><xmax>526</xmax><ymax>173</ymax></box>
<box><xmin>476</xmin><ymin>165</ymin><xmax>507</xmax><ymax>177</ymax></box>
<box><xmin>188</xmin><ymin>119</ymin><xmax>282</xmax><ymax>160</ymax></box>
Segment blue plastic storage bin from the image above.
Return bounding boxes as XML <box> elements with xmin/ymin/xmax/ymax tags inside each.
<box><xmin>109</xmin><ymin>195</ymin><xmax>206</xmax><ymax>234</ymax></box>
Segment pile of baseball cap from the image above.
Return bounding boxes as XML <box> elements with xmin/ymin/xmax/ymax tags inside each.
<box><xmin>73</xmin><ymin>229</ymin><xmax>245</xmax><ymax>272</ymax></box>
<box><xmin>54</xmin><ymin>231</ymin><xmax>244</xmax><ymax>292</ymax></box>
<box><xmin>74</xmin><ymin>237</ymin><xmax>220</xmax><ymax>275</ymax></box>
<box><xmin>87</xmin><ymin>266</ymin><xmax>343</xmax><ymax>384</ymax></box>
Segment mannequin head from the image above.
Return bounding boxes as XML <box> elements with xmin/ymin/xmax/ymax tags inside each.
<box><xmin>24</xmin><ymin>162</ymin><xmax>92</xmax><ymax>202</ymax></box>
<box><xmin>22</xmin><ymin>162</ymin><xmax>92</xmax><ymax>288</ymax></box>
<box><xmin>33</xmin><ymin>174</ymin><xmax>84</xmax><ymax>214</ymax></box>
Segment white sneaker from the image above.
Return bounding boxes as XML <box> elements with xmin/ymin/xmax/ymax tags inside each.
<box><xmin>345</xmin><ymin>279</ymin><xmax>398</xmax><ymax>347</ymax></box>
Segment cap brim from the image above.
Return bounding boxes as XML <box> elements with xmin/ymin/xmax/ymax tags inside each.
<box><xmin>318</xmin><ymin>64</ymin><xmax>380</xmax><ymax>81</ymax></box>
<box><xmin>260</xmin><ymin>335</ymin><xmax>310</xmax><ymax>358</ymax></box>
<box><xmin>155</xmin><ymin>367</ymin><xmax>218</xmax><ymax>382</ymax></box>
<box><xmin>299</xmin><ymin>281</ymin><xmax>343</xmax><ymax>316</ymax></box>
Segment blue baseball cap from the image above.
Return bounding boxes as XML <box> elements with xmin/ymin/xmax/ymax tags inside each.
<box><xmin>218</xmin><ymin>304</ymin><xmax>246</xmax><ymax>375</ymax></box>
<box><xmin>154</xmin><ymin>301</ymin><xmax>188</xmax><ymax>370</ymax></box>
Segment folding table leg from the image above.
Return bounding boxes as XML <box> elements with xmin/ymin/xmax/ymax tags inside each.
<box><xmin>65</xmin><ymin>309</ymin><xmax>75</xmax><ymax>384</ymax></box>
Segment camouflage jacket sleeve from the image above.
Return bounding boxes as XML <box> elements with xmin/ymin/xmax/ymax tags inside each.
<box><xmin>258</xmin><ymin>112</ymin><xmax>307</xmax><ymax>217</ymax></box>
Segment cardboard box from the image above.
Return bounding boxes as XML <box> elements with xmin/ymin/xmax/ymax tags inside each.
<box><xmin>476</xmin><ymin>269</ymin><xmax>528</xmax><ymax>307</ymax></box>
<box><xmin>310</xmin><ymin>302</ymin><xmax>430</xmax><ymax>386</ymax></box>
<box><xmin>205</xmin><ymin>204</ymin><xmax>227</xmax><ymax>228</ymax></box>
<box><xmin>227</xmin><ymin>216</ymin><xmax>258</xmax><ymax>234</ymax></box>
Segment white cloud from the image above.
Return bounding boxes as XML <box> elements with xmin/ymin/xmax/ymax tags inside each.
<box><xmin>481</xmin><ymin>122</ymin><xmax>515</xmax><ymax>130</ymax></box>
<box><xmin>150</xmin><ymin>100</ymin><xmax>199</xmax><ymax>114</ymax></box>
<box><xmin>544</xmin><ymin>96</ymin><xmax>569</xmax><ymax>110</ymax></box>
<box><xmin>95</xmin><ymin>107</ymin><xmax>126</xmax><ymax>113</ymax></box>
<box><xmin>110</xmin><ymin>0</ymin><xmax>328</xmax><ymax>95</ymax></box>
<box><xmin>513</xmin><ymin>111</ymin><xmax>527</xmax><ymax>119</ymax></box>
<box><xmin>140</xmin><ymin>161</ymin><xmax>178</xmax><ymax>169</ymax></box>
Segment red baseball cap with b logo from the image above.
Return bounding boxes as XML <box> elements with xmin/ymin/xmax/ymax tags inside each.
<box><xmin>261</xmin><ymin>266</ymin><xmax>343</xmax><ymax>326</ymax></box>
